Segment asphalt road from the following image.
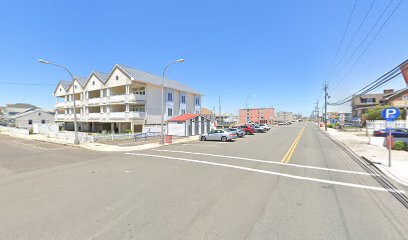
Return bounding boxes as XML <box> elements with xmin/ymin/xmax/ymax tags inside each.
<box><xmin>0</xmin><ymin>123</ymin><xmax>407</xmax><ymax>239</ymax></box>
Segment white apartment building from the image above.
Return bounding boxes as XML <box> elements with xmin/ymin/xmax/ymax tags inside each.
<box><xmin>53</xmin><ymin>64</ymin><xmax>202</xmax><ymax>133</ymax></box>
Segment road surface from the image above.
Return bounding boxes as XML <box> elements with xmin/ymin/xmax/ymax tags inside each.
<box><xmin>0</xmin><ymin>123</ymin><xmax>407</xmax><ymax>239</ymax></box>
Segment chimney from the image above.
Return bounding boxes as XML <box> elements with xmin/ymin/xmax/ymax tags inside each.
<box><xmin>383</xmin><ymin>89</ymin><xmax>394</xmax><ymax>95</ymax></box>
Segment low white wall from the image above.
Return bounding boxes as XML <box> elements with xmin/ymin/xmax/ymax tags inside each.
<box><xmin>0</xmin><ymin>126</ymin><xmax>30</xmax><ymax>135</ymax></box>
<box><xmin>369</xmin><ymin>136</ymin><xmax>408</xmax><ymax>147</ymax></box>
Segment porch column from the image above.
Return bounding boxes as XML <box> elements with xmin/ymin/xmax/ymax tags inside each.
<box><xmin>126</xmin><ymin>103</ymin><xmax>129</xmax><ymax>112</ymax></box>
<box><xmin>111</xmin><ymin>122</ymin><xmax>115</xmax><ymax>133</ymax></box>
<box><xmin>91</xmin><ymin>122</ymin><xmax>96</xmax><ymax>132</ymax></box>
<box><xmin>126</xmin><ymin>85</ymin><xmax>130</xmax><ymax>94</ymax></box>
<box><xmin>118</xmin><ymin>122</ymin><xmax>122</xmax><ymax>133</ymax></box>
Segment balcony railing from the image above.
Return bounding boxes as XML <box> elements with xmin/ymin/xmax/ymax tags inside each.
<box><xmin>54</xmin><ymin>111</ymin><xmax>146</xmax><ymax>122</ymax></box>
<box><xmin>128</xmin><ymin>94</ymin><xmax>146</xmax><ymax>102</ymax></box>
<box><xmin>55</xmin><ymin>102</ymin><xmax>65</xmax><ymax>108</ymax></box>
<box><xmin>88</xmin><ymin>98</ymin><xmax>100</xmax><ymax>105</ymax></box>
<box><xmin>110</xmin><ymin>94</ymin><xmax>126</xmax><ymax>103</ymax></box>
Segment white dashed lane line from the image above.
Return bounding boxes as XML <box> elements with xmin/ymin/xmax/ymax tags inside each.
<box><xmin>152</xmin><ymin>149</ymin><xmax>378</xmax><ymax>176</ymax></box>
<box><xmin>125</xmin><ymin>153</ymin><xmax>405</xmax><ymax>193</ymax></box>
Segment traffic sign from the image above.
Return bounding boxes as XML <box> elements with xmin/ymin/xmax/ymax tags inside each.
<box><xmin>381</xmin><ymin>107</ymin><xmax>400</xmax><ymax>121</ymax></box>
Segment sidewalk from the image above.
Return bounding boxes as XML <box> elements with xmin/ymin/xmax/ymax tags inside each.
<box><xmin>0</xmin><ymin>130</ymin><xmax>198</xmax><ymax>152</ymax></box>
<box><xmin>324</xmin><ymin>127</ymin><xmax>408</xmax><ymax>187</ymax></box>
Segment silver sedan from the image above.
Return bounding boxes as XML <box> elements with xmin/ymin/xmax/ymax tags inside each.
<box><xmin>199</xmin><ymin>129</ymin><xmax>237</xmax><ymax>142</ymax></box>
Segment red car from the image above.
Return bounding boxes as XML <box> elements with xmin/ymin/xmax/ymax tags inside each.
<box><xmin>238</xmin><ymin>125</ymin><xmax>255</xmax><ymax>135</ymax></box>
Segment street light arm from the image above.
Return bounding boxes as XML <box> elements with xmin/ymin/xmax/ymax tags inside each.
<box><xmin>49</xmin><ymin>63</ymin><xmax>75</xmax><ymax>80</ymax></box>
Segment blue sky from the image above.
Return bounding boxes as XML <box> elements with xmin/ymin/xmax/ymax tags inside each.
<box><xmin>0</xmin><ymin>0</ymin><xmax>407</xmax><ymax>116</ymax></box>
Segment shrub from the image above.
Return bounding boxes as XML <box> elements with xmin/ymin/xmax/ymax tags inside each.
<box><xmin>327</xmin><ymin>123</ymin><xmax>334</xmax><ymax>128</ymax></box>
<box><xmin>393</xmin><ymin>141</ymin><xmax>407</xmax><ymax>151</ymax></box>
<box><xmin>124</xmin><ymin>129</ymin><xmax>132</xmax><ymax>133</ymax></box>
<box><xmin>28</xmin><ymin>128</ymin><xmax>33</xmax><ymax>134</ymax></box>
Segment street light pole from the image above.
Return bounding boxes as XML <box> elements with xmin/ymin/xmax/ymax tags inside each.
<box><xmin>38</xmin><ymin>59</ymin><xmax>80</xmax><ymax>144</ymax></box>
<box><xmin>245</xmin><ymin>95</ymin><xmax>256</xmax><ymax>124</ymax></box>
<box><xmin>161</xmin><ymin>59</ymin><xmax>184</xmax><ymax>144</ymax></box>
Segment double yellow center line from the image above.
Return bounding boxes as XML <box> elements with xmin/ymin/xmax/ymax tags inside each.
<box><xmin>281</xmin><ymin>126</ymin><xmax>305</xmax><ymax>164</ymax></box>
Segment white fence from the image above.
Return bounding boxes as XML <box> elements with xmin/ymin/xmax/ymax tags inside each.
<box><xmin>366</xmin><ymin>120</ymin><xmax>408</xmax><ymax>135</ymax></box>
<box><xmin>33</xmin><ymin>123</ymin><xmax>60</xmax><ymax>135</ymax></box>
<box><xmin>0</xmin><ymin>126</ymin><xmax>30</xmax><ymax>135</ymax></box>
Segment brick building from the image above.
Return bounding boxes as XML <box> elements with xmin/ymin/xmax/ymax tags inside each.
<box><xmin>239</xmin><ymin>108</ymin><xmax>275</xmax><ymax>124</ymax></box>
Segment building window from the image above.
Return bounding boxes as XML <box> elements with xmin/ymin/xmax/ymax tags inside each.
<box><xmin>116</xmin><ymin>75</ymin><xmax>119</xmax><ymax>81</ymax></box>
<box><xmin>181</xmin><ymin>109</ymin><xmax>186</xmax><ymax>115</ymax></box>
<box><xmin>167</xmin><ymin>92</ymin><xmax>173</xmax><ymax>102</ymax></box>
<box><xmin>181</xmin><ymin>95</ymin><xmax>186</xmax><ymax>104</ymax></box>
<box><xmin>133</xmin><ymin>87</ymin><xmax>145</xmax><ymax>95</ymax></box>
<box><xmin>168</xmin><ymin>108</ymin><xmax>173</xmax><ymax>116</ymax></box>
<box><xmin>195</xmin><ymin>97</ymin><xmax>200</xmax><ymax>105</ymax></box>
<box><xmin>92</xmin><ymin>81</ymin><xmax>95</xmax><ymax>86</ymax></box>
<box><xmin>41</xmin><ymin>120</ymin><xmax>45</xmax><ymax>124</ymax></box>
<box><xmin>361</xmin><ymin>98</ymin><xmax>376</xmax><ymax>103</ymax></box>
<box><xmin>38</xmin><ymin>112</ymin><xmax>41</xmax><ymax>116</ymax></box>
<box><xmin>28</xmin><ymin>120</ymin><xmax>33</xmax><ymax>125</ymax></box>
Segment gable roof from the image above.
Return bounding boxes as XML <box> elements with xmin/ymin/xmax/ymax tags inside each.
<box><xmin>84</xmin><ymin>71</ymin><xmax>109</xmax><ymax>87</ymax></box>
<box><xmin>73</xmin><ymin>76</ymin><xmax>87</xmax><ymax>86</ymax></box>
<box><xmin>381</xmin><ymin>86</ymin><xmax>408</xmax><ymax>101</ymax></box>
<box><xmin>60</xmin><ymin>80</ymin><xmax>71</xmax><ymax>90</ymax></box>
<box><xmin>94</xmin><ymin>71</ymin><xmax>109</xmax><ymax>83</ymax></box>
<box><xmin>9</xmin><ymin>108</ymin><xmax>54</xmax><ymax>119</ymax></box>
<box><xmin>6</xmin><ymin>103</ymin><xmax>38</xmax><ymax>109</ymax></box>
<box><xmin>116</xmin><ymin>64</ymin><xmax>202</xmax><ymax>95</ymax></box>
<box><xmin>167</xmin><ymin>114</ymin><xmax>210</xmax><ymax>122</ymax></box>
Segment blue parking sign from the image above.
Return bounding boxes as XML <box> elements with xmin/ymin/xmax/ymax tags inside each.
<box><xmin>381</xmin><ymin>107</ymin><xmax>400</xmax><ymax>121</ymax></box>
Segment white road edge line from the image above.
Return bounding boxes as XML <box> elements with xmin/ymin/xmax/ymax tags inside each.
<box><xmin>153</xmin><ymin>149</ymin><xmax>378</xmax><ymax>176</ymax></box>
<box><xmin>126</xmin><ymin>153</ymin><xmax>405</xmax><ymax>193</ymax></box>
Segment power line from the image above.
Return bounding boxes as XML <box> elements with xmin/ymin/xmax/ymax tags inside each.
<box><xmin>328</xmin><ymin>0</ymin><xmax>376</xmax><ymax>86</ymax></box>
<box><xmin>329</xmin><ymin>58</ymin><xmax>407</xmax><ymax>105</ymax></box>
<box><xmin>326</xmin><ymin>0</ymin><xmax>358</xmax><ymax>80</ymax></box>
<box><xmin>331</xmin><ymin>0</ymin><xmax>403</xmax><ymax>90</ymax></box>
<box><xmin>0</xmin><ymin>82</ymin><xmax>54</xmax><ymax>87</ymax></box>
<box><xmin>328</xmin><ymin>0</ymin><xmax>399</xmax><ymax>87</ymax></box>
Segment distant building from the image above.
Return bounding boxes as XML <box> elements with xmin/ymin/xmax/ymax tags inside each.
<box><xmin>201</xmin><ymin>107</ymin><xmax>214</xmax><ymax>115</ymax></box>
<box><xmin>4</xmin><ymin>103</ymin><xmax>38</xmax><ymax>118</ymax></box>
<box><xmin>8</xmin><ymin>109</ymin><xmax>55</xmax><ymax>129</ymax></box>
<box><xmin>239</xmin><ymin>108</ymin><xmax>275</xmax><ymax>124</ymax></box>
<box><xmin>380</xmin><ymin>86</ymin><xmax>408</xmax><ymax>109</ymax></box>
<box><xmin>215</xmin><ymin>113</ymin><xmax>239</xmax><ymax>127</ymax></box>
<box><xmin>339</xmin><ymin>112</ymin><xmax>352</xmax><ymax>124</ymax></box>
<box><xmin>276</xmin><ymin>111</ymin><xmax>293</xmax><ymax>122</ymax></box>
<box><xmin>351</xmin><ymin>89</ymin><xmax>394</xmax><ymax>117</ymax></box>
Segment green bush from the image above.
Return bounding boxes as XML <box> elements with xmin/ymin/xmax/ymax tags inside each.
<box><xmin>327</xmin><ymin>123</ymin><xmax>334</xmax><ymax>128</ymax></box>
<box><xmin>124</xmin><ymin>129</ymin><xmax>132</xmax><ymax>133</ymax></box>
<box><xmin>393</xmin><ymin>141</ymin><xmax>407</xmax><ymax>151</ymax></box>
<box><xmin>28</xmin><ymin>128</ymin><xmax>33</xmax><ymax>134</ymax></box>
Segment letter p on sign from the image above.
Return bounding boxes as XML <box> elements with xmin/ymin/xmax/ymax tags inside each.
<box><xmin>381</xmin><ymin>107</ymin><xmax>400</xmax><ymax>121</ymax></box>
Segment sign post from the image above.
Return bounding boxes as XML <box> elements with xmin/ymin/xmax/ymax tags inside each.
<box><xmin>381</xmin><ymin>107</ymin><xmax>400</xmax><ymax>167</ymax></box>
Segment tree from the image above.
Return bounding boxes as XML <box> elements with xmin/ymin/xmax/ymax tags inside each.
<box><xmin>364</xmin><ymin>105</ymin><xmax>405</xmax><ymax>120</ymax></box>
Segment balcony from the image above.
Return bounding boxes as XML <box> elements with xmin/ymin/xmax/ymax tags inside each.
<box><xmin>128</xmin><ymin>94</ymin><xmax>146</xmax><ymax>103</ymax></box>
<box><xmin>88</xmin><ymin>98</ymin><xmax>100</xmax><ymax>105</ymax></box>
<box><xmin>88</xmin><ymin>113</ymin><xmax>100</xmax><ymax>120</ymax></box>
<box><xmin>110</xmin><ymin>95</ymin><xmax>126</xmax><ymax>103</ymax></box>
<box><xmin>55</xmin><ymin>114</ymin><xmax>66</xmax><ymax>121</ymax></box>
<box><xmin>129</xmin><ymin>111</ymin><xmax>146</xmax><ymax>119</ymax></box>
<box><xmin>55</xmin><ymin>102</ymin><xmax>65</xmax><ymax>108</ymax></box>
<box><xmin>109</xmin><ymin>112</ymin><xmax>126</xmax><ymax>119</ymax></box>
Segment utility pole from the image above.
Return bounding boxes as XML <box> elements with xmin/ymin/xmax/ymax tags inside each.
<box><xmin>323</xmin><ymin>82</ymin><xmax>328</xmax><ymax>131</ymax></box>
<box><xmin>219</xmin><ymin>95</ymin><xmax>222</xmax><ymax>128</ymax></box>
<box><xmin>315</xmin><ymin>100</ymin><xmax>319</xmax><ymax>126</ymax></box>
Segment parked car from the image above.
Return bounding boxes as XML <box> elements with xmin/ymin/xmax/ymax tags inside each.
<box><xmin>278</xmin><ymin>121</ymin><xmax>289</xmax><ymax>125</ymax></box>
<box><xmin>259</xmin><ymin>124</ymin><xmax>270</xmax><ymax>131</ymax></box>
<box><xmin>254</xmin><ymin>125</ymin><xmax>266</xmax><ymax>133</ymax></box>
<box><xmin>226</xmin><ymin>128</ymin><xmax>245</xmax><ymax>138</ymax></box>
<box><xmin>199</xmin><ymin>129</ymin><xmax>237</xmax><ymax>142</ymax></box>
<box><xmin>238</xmin><ymin>125</ymin><xmax>255</xmax><ymax>135</ymax></box>
<box><xmin>373</xmin><ymin>128</ymin><xmax>408</xmax><ymax>138</ymax></box>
